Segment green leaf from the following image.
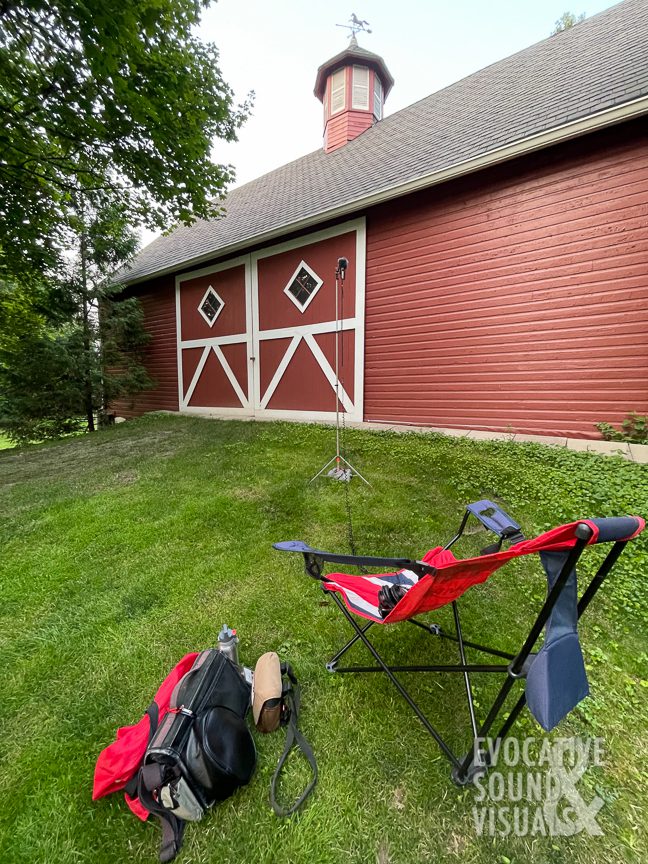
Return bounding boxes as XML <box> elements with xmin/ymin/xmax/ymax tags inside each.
<box><xmin>0</xmin><ymin>0</ymin><xmax>252</xmax><ymax>283</ymax></box>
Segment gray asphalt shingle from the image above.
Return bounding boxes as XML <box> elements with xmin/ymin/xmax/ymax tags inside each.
<box><xmin>124</xmin><ymin>0</ymin><xmax>648</xmax><ymax>284</ymax></box>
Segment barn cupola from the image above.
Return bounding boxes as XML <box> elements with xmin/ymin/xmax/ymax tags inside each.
<box><xmin>314</xmin><ymin>35</ymin><xmax>394</xmax><ymax>154</ymax></box>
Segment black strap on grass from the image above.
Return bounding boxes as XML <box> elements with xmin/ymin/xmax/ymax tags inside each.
<box><xmin>270</xmin><ymin>664</ymin><xmax>318</xmax><ymax>817</ymax></box>
<box><xmin>127</xmin><ymin>701</ymin><xmax>186</xmax><ymax>863</ymax></box>
<box><xmin>137</xmin><ymin>762</ymin><xmax>186</xmax><ymax>863</ymax></box>
<box><xmin>125</xmin><ymin>701</ymin><xmax>159</xmax><ymax>799</ymax></box>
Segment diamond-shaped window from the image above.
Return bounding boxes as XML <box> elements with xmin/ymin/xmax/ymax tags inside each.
<box><xmin>284</xmin><ymin>262</ymin><xmax>323</xmax><ymax>312</ymax></box>
<box><xmin>198</xmin><ymin>285</ymin><xmax>225</xmax><ymax>327</ymax></box>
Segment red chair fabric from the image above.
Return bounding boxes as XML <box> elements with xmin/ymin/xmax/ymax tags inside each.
<box><xmin>323</xmin><ymin>518</ymin><xmax>644</xmax><ymax>624</ymax></box>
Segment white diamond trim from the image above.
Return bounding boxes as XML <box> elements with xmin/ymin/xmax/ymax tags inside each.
<box><xmin>198</xmin><ymin>285</ymin><xmax>225</xmax><ymax>327</ymax></box>
<box><xmin>283</xmin><ymin>260</ymin><xmax>323</xmax><ymax>313</ymax></box>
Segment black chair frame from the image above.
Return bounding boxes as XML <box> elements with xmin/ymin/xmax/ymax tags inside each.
<box><xmin>288</xmin><ymin>508</ymin><xmax>634</xmax><ymax>784</ymax></box>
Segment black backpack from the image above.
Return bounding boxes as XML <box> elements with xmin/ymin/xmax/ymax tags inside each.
<box><xmin>128</xmin><ymin>649</ymin><xmax>256</xmax><ymax>862</ymax></box>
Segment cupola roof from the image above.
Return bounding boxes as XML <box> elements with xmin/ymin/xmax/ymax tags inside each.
<box><xmin>314</xmin><ymin>40</ymin><xmax>394</xmax><ymax>102</ymax></box>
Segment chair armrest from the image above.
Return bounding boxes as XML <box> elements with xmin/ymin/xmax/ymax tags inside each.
<box><xmin>273</xmin><ymin>541</ymin><xmax>434</xmax><ymax>577</ymax></box>
<box><xmin>585</xmin><ymin>516</ymin><xmax>644</xmax><ymax>543</ymax></box>
<box><xmin>466</xmin><ymin>500</ymin><xmax>524</xmax><ymax>543</ymax></box>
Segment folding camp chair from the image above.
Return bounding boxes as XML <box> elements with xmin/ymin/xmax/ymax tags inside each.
<box><xmin>275</xmin><ymin>501</ymin><xmax>645</xmax><ymax>784</ymax></box>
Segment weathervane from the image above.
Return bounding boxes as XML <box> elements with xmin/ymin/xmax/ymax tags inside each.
<box><xmin>336</xmin><ymin>13</ymin><xmax>372</xmax><ymax>40</ymax></box>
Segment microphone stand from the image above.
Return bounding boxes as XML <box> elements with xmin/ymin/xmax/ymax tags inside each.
<box><xmin>310</xmin><ymin>257</ymin><xmax>370</xmax><ymax>485</ymax></box>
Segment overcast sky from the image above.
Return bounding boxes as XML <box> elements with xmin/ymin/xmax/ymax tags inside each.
<box><xmin>204</xmin><ymin>0</ymin><xmax>616</xmax><ymax>183</ymax></box>
<box><xmin>142</xmin><ymin>0</ymin><xmax>617</xmax><ymax>245</ymax></box>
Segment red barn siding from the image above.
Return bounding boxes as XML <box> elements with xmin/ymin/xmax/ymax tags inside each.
<box><xmin>325</xmin><ymin>111</ymin><xmax>374</xmax><ymax>153</ymax></box>
<box><xmin>364</xmin><ymin>125</ymin><xmax>648</xmax><ymax>438</ymax></box>
<box><xmin>111</xmin><ymin>275</ymin><xmax>178</xmax><ymax>418</ymax></box>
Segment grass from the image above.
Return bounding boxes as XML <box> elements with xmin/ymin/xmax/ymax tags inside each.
<box><xmin>0</xmin><ymin>432</ymin><xmax>14</xmax><ymax>450</ymax></box>
<box><xmin>0</xmin><ymin>414</ymin><xmax>646</xmax><ymax>864</ymax></box>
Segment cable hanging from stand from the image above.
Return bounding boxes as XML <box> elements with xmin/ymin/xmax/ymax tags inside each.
<box><xmin>310</xmin><ymin>256</ymin><xmax>370</xmax><ymax>486</ymax></box>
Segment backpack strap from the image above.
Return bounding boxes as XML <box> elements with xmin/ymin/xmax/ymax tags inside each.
<box><xmin>156</xmin><ymin>815</ymin><xmax>185</xmax><ymax>864</ymax></box>
<box><xmin>124</xmin><ymin>701</ymin><xmax>159</xmax><ymax>799</ymax></box>
<box><xmin>137</xmin><ymin>762</ymin><xmax>186</xmax><ymax>863</ymax></box>
<box><xmin>270</xmin><ymin>664</ymin><xmax>318</xmax><ymax>817</ymax></box>
<box><xmin>124</xmin><ymin>701</ymin><xmax>187</xmax><ymax>863</ymax></box>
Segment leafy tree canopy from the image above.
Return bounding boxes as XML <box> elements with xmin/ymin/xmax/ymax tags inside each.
<box><xmin>551</xmin><ymin>11</ymin><xmax>586</xmax><ymax>35</ymax></box>
<box><xmin>0</xmin><ymin>0</ymin><xmax>251</xmax><ymax>279</ymax></box>
<box><xmin>0</xmin><ymin>194</ymin><xmax>152</xmax><ymax>443</ymax></box>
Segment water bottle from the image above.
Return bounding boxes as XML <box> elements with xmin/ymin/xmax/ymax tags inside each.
<box><xmin>217</xmin><ymin>624</ymin><xmax>240</xmax><ymax>666</ymax></box>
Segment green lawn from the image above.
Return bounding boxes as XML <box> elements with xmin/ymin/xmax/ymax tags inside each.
<box><xmin>0</xmin><ymin>415</ymin><xmax>646</xmax><ymax>864</ymax></box>
<box><xmin>0</xmin><ymin>432</ymin><xmax>14</xmax><ymax>450</ymax></box>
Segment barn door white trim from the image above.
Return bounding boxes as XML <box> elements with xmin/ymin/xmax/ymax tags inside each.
<box><xmin>251</xmin><ymin>218</ymin><xmax>366</xmax><ymax>423</ymax></box>
<box><xmin>175</xmin><ymin>254</ymin><xmax>254</xmax><ymax>416</ymax></box>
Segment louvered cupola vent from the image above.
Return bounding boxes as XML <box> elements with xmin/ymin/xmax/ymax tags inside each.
<box><xmin>314</xmin><ymin>36</ymin><xmax>394</xmax><ymax>154</ymax></box>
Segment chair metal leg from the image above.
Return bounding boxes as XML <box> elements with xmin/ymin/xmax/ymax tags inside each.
<box><xmin>454</xmin><ymin>530</ymin><xmax>592</xmax><ymax>783</ymax></box>
<box><xmin>334</xmin><ymin>663</ymin><xmax>508</xmax><ymax>673</ymax></box>
<box><xmin>326</xmin><ymin>620</ymin><xmax>374</xmax><ymax>670</ymax></box>
<box><xmin>452</xmin><ymin>601</ymin><xmax>478</xmax><ymax>740</ymax></box>
<box><xmin>407</xmin><ymin>618</ymin><xmax>516</xmax><ymax>660</ymax></box>
<box><xmin>577</xmin><ymin>541</ymin><xmax>627</xmax><ymax>617</ymax></box>
<box><xmin>328</xmin><ymin>591</ymin><xmax>463</xmax><ymax>770</ymax></box>
<box><xmin>493</xmin><ymin>692</ymin><xmax>527</xmax><ymax>743</ymax></box>
<box><xmin>485</xmin><ymin>541</ymin><xmax>630</xmax><ymax>760</ymax></box>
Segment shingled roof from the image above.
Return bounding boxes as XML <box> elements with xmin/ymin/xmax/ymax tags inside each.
<box><xmin>124</xmin><ymin>0</ymin><xmax>648</xmax><ymax>285</ymax></box>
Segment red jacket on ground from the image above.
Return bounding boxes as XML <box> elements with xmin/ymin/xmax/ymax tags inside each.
<box><xmin>92</xmin><ymin>652</ymin><xmax>199</xmax><ymax>821</ymax></box>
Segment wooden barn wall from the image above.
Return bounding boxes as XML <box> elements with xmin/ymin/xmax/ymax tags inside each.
<box><xmin>326</xmin><ymin>111</ymin><xmax>373</xmax><ymax>152</ymax></box>
<box><xmin>111</xmin><ymin>275</ymin><xmax>178</xmax><ymax>418</ymax></box>
<box><xmin>364</xmin><ymin>122</ymin><xmax>648</xmax><ymax>439</ymax></box>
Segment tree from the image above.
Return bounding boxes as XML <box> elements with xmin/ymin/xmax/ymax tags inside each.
<box><xmin>551</xmin><ymin>11</ymin><xmax>586</xmax><ymax>35</ymax></box>
<box><xmin>0</xmin><ymin>0</ymin><xmax>252</xmax><ymax>281</ymax></box>
<box><xmin>0</xmin><ymin>196</ymin><xmax>152</xmax><ymax>443</ymax></box>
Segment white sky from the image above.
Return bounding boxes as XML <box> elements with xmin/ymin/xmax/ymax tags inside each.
<box><xmin>141</xmin><ymin>0</ymin><xmax>616</xmax><ymax>245</ymax></box>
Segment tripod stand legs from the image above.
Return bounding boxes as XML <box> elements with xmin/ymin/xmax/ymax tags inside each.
<box><xmin>309</xmin><ymin>453</ymin><xmax>370</xmax><ymax>485</ymax></box>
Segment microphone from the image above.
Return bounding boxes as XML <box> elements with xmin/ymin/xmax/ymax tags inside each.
<box><xmin>336</xmin><ymin>257</ymin><xmax>348</xmax><ymax>280</ymax></box>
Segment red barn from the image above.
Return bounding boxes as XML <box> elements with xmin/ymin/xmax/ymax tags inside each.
<box><xmin>116</xmin><ymin>0</ymin><xmax>648</xmax><ymax>439</ymax></box>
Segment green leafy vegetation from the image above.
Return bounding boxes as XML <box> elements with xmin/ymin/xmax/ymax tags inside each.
<box><xmin>0</xmin><ymin>415</ymin><xmax>646</xmax><ymax>863</ymax></box>
<box><xmin>0</xmin><ymin>198</ymin><xmax>152</xmax><ymax>444</ymax></box>
<box><xmin>596</xmin><ymin>413</ymin><xmax>648</xmax><ymax>445</ymax></box>
<box><xmin>551</xmin><ymin>11</ymin><xmax>586</xmax><ymax>35</ymax></box>
<box><xmin>1</xmin><ymin>0</ymin><xmax>250</xmax><ymax>440</ymax></box>
<box><xmin>0</xmin><ymin>0</ymin><xmax>251</xmax><ymax>282</ymax></box>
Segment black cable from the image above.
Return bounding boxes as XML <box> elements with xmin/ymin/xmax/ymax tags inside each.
<box><xmin>338</xmin><ymin>287</ymin><xmax>367</xmax><ymax>572</ymax></box>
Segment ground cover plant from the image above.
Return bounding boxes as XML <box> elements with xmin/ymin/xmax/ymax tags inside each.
<box><xmin>0</xmin><ymin>414</ymin><xmax>646</xmax><ymax>864</ymax></box>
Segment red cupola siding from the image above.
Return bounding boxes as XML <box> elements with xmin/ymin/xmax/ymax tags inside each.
<box><xmin>314</xmin><ymin>36</ymin><xmax>394</xmax><ymax>153</ymax></box>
